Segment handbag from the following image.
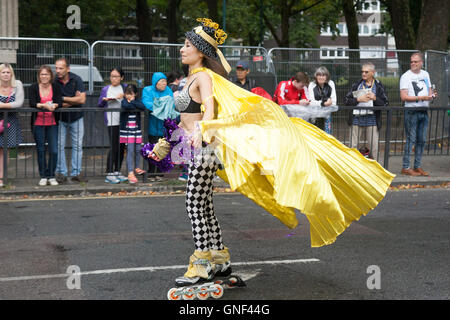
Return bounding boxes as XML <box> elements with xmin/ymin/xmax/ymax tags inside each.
<box><xmin>0</xmin><ymin>119</ymin><xmax>11</xmax><ymax>134</ymax></box>
<box><xmin>0</xmin><ymin>90</ymin><xmax>12</xmax><ymax>134</ymax></box>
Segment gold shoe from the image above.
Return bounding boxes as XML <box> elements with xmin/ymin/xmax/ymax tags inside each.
<box><xmin>211</xmin><ymin>247</ymin><xmax>232</xmax><ymax>277</ymax></box>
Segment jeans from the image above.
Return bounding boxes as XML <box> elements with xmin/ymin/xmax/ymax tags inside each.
<box><xmin>33</xmin><ymin>125</ymin><xmax>58</xmax><ymax>178</ymax></box>
<box><xmin>126</xmin><ymin>143</ymin><xmax>141</xmax><ymax>172</ymax></box>
<box><xmin>56</xmin><ymin>117</ymin><xmax>84</xmax><ymax>177</ymax></box>
<box><xmin>402</xmin><ymin>110</ymin><xmax>428</xmax><ymax>169</ymax></box>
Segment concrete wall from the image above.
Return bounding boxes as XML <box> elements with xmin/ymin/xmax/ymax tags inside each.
<box><xmin>0</xmin><ymin>0</ymin><xmax>19</xmax><ymax>63</ymax></box>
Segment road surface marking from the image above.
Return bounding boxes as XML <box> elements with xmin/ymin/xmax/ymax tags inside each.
<box><xmin>0</xmin><ymin>258</ymin><xmax>319</xmax><ymax>282</ymax></box>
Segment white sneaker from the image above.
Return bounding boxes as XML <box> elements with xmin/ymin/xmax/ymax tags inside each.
<box><xmin>38</xmin><ymin>178</ymin><xmax>48</xmax><ymax>186</ymax></box>
<box><xmin>48</xmin><ymin>178</ymin><xmax>59</xmax><ymax>186</ymax></box>
<box><xmin>115</xmin><ymin>173</ymin><xmax>128</xmax><ymax>182</ymax></box>
<box><xmin>105</xmin><ymin>175</ymin><xmax>120</xmax><ymax>184</ymax></box>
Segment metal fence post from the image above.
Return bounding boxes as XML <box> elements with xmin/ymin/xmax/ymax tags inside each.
<box><xmin>383</xmin><ymin>108</ymin><xmax>392</xmax><ymax>170</ymax></box>
<box><xmin>2</xmin><ymin>111</ymin><xmax>9</xmax><ymax>183</ymax></box>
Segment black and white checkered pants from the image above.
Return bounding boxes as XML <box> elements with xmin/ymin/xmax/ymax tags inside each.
<box><xmin>185</xmin><ymin>148</ymin><xmax>224</xmax><ymax>252</ymax></box>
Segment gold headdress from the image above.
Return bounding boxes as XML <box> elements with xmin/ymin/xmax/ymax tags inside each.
<box><xmin>186</xmin><ymin>18</ymin><xmax>231</xmax><ymax>73</ymax></box>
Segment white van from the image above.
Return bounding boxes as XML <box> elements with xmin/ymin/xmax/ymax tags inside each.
<box><xmin>47</xmin><ymin>64</ymin><xmax>103</xmax><ymax>83</ymax></box>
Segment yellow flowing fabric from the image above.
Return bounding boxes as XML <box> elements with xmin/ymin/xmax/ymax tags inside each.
<box><xmin>195</xmin><ymin>67</ymin><xmax>395</xmax><ymax>247</ymax></box>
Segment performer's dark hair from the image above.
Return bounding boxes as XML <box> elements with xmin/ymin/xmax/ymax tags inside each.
<box><xmin>202</xmin><ymin>55</ymin><xmax>228</xmax><ymax>79</ymax></box>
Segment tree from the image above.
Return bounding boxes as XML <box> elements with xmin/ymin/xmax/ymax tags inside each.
<box><xmin>340</xmin><ymin>0</ymin><xmax>360</xmax><ymax>85</ymax></box>
<box><xmin>136</xmin><ymin>0</ymin><xmax>153</xmax><ymax>42</ymax></box>
<box><xmin>166</xmin><ymin>0</ymin><xmax>181</xmax><ymax>44</ymax></box>
<box><xmin>19</xmin><ymin>0</ymin><xmax>130</xmax><ymax>41</ymax></box>
<box><xmin>416</xmin><ymin>0</ymin><xmax>449</xmax><ymax>51</ymax></box>
<box><xmin>255</xmin><ymin>0</ymin><xmax>329</xmax><ymax>48</ymax></box>
<box><xmin>205</xmin><ymin>0</ymin><xmax>219</xmax><ymax>23</ymax></box>
<box><xmin>382</xmin><ymin>0</ymin><xmax>416</xmax><ymax>50</ymax></box>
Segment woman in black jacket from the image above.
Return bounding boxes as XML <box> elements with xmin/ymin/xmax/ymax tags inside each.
<box><xmin>28</xmin><ymin>65</ymin><xmax>63</xmax><ymax>186</ymax></box>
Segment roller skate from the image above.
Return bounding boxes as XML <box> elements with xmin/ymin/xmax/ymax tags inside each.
<box><xmin>167</xmin><ymin>248</ymin><xmax>245</xmax><ymax>300</ymax></box>
<box><xmin>167</xmin><ymin>274</ymin><xmax>246</xmax><ymax>300</ymax></box>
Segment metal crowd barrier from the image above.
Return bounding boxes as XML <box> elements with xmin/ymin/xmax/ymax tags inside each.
<box><xmin>1</xmin><ymin>105</ymin><xmax>448</xmax><ymax>183</ymax></box>
<box><xmin>91</xmin><ymin>40</ymin><xmax>269</xmax><ymax>92</ymax></box>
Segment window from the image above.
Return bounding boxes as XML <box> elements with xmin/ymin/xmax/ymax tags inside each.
<box><xmin>105</xmin><ymin>47</ymin><xmax>141</xmax><ymax>59</ymax></box>
<box><xmin>362</xmin><ymin>0</ymin><xmax>380</xmax><ymax>12</ymax></box>
<box><xmin>37</xmin><ymin>45</ymin><xmax>54</xmax><ymax>58</ymax></box>
<box><xmin>320</xmin><ymin>46</ymin><xmax>350</xmax><ymax>60</ymax></box>
<box><xmin>363</xmin><ymin>25</ymin><xmax>369</xmax><ymax>34</ymax></box>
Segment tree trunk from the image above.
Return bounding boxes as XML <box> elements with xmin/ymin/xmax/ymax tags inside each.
<box><xmin>280</xmin><ymin>0</ymin><xmax>291</xmax><ymax>48</ymax></box>
<box><xmin>341</xmin><ymin>0</ymin><xmax>360</xmax><ymax>85</ymax></box>
<box><xmin>136</xmin><ymin>0</ymin><xmax>153</xmax><ymax>42</ymax></box>
<box><xmin>136</xmin><ymin>0</ymin><xmax>153</xmax><ymax>86</ymax></box>
<box><xmin>167</xmin><ymin>0</ymin><xmax>181</xmax><ymax>71</ymax></box>
<box><xmin>384</xmin><ymin>0</ymin><xmax>416</xmax><ymax>74</ymax></box>
<box><xmin>205</xmin><ymin>0</ymin><xmax>219</xmax><ymax>23</ymax></box>
<box><xmin>416</xmin><ymin>0</ymin><xmax>449</xmax><ymax>51</ymax></box>
<box><xmin>167</xmin><ymin>0</ymin><xmax>178</xmax><ymax>44</ymax></box>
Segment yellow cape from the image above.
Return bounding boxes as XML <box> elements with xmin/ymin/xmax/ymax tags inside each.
<box><xmin>195</xmin><ymin>67</ymin><xmax>395</xmax><ymax>247</ymax></box>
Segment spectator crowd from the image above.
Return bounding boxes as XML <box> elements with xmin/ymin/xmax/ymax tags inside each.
<box><xmin>0</xmin><ymin>52</ymin><xmax>437</xmax><ymax>187</ymax></box>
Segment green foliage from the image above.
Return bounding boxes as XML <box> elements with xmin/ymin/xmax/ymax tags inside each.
<box><xmin>19</xmin><ymin>0</ymin><xmax>131</xmax><ymax>41</ymax></box>
<box><xmin>18</xmin><ymin>0</ymin><xmax>342</xmax><ymax>48</ymax></box>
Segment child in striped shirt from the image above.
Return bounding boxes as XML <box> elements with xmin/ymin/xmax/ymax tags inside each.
<box><xmin>120</xmin><ymin>84</ymin><xmax>147</xmax><ymax>184</ymax></box>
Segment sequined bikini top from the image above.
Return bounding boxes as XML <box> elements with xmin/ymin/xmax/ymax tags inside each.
<box><xmin>174</xmin><ymin>79</ymin><xmax>202</xmax><ymax>114</ymax></box>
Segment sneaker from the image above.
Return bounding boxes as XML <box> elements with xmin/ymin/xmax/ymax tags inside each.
<box><xmin>71</xmin><ymin>174</ymin><xmax>88</xmax><ymax>183</ymax></box>
<box><xmin>128</xmin><ymin>172</ymin><xmax>138</xmax><ymax>184</ymax></box>
<box><xmin>115</xmin><ymin>173</ymin><xmax>128</xmax><ymax>182</ymax></box>
<box><xmin>48</xmin><ymin>178</ymin><xmax>59</xmax><ymax>186</ymax></box>
<box><xmin>178</xmin><ymin>173</ymin><xmax>188</xmax><ymax>181</ymax></box>
<box><xmin>38</xmin><ymin>178</ymin><xmax>48</xmax><ymax>186</ymax></box>
<box><xmin>155</xmin><ymin>175</ymin><xmax>163</xmax><ymax>182</ymax></box>
<box><xmin>135</xmin><ymin>168</ymin><xmax>145</xmax><ymax>175</ymax></box>
<box><xmin>105</xmin><ymin>175</ymin><xmax>120</xmax><ymax>184</ymax></box>
<box><xmin>55</xmin><ymin>173</ymin><xmax>67</xmax><ymax>184</ymax></box>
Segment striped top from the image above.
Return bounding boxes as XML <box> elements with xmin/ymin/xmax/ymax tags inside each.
<box><xmin>120</xmin><ymin>114</ymin><xmax>142</xmax><ymax>144</ymax></box>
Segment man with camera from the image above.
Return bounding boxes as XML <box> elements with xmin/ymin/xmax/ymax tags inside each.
<box><xmin>344</xmin><ymin>62</ymin><xmax>388</xmax><ymax>161</ymax></box>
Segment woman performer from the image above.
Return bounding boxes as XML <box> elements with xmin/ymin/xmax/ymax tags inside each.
<box><xmin>149</xmin><ymin>18</ymin><xmax>395</xmax><ymax>287</ymax></box>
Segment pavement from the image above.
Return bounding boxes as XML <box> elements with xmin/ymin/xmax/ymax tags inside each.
<box><xmin>0</xmin><ymin>155</ymin><xmax>448</xmax><ymax>199</ymax></box>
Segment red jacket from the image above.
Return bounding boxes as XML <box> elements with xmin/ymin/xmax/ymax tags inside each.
<box><xmin>273</xmin><ymin>79</ymin><xmax>307</xmax><ymax>105</ymax></box>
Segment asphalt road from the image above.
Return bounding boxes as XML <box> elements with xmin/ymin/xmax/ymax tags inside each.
<box><xmin>0</xmin><ymin>188</ymin><xmax>449</xmax><ymax>300</ymax></box>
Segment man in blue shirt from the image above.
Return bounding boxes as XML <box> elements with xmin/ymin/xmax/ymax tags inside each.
<box><xmin>53</xmin><ymin>57</ymin><xmax>88</xmax><ymax>183</ymax></box>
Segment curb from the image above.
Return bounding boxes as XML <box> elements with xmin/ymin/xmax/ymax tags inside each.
<box><xmin>0</xmin><ymin>179</ymin><xmax>448</xmax><ymax>198</ymax></box>
<box><xmin>0</xmin><ymin>182</ymin><xmax>230</xmax><ymax>198</ymax></box>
